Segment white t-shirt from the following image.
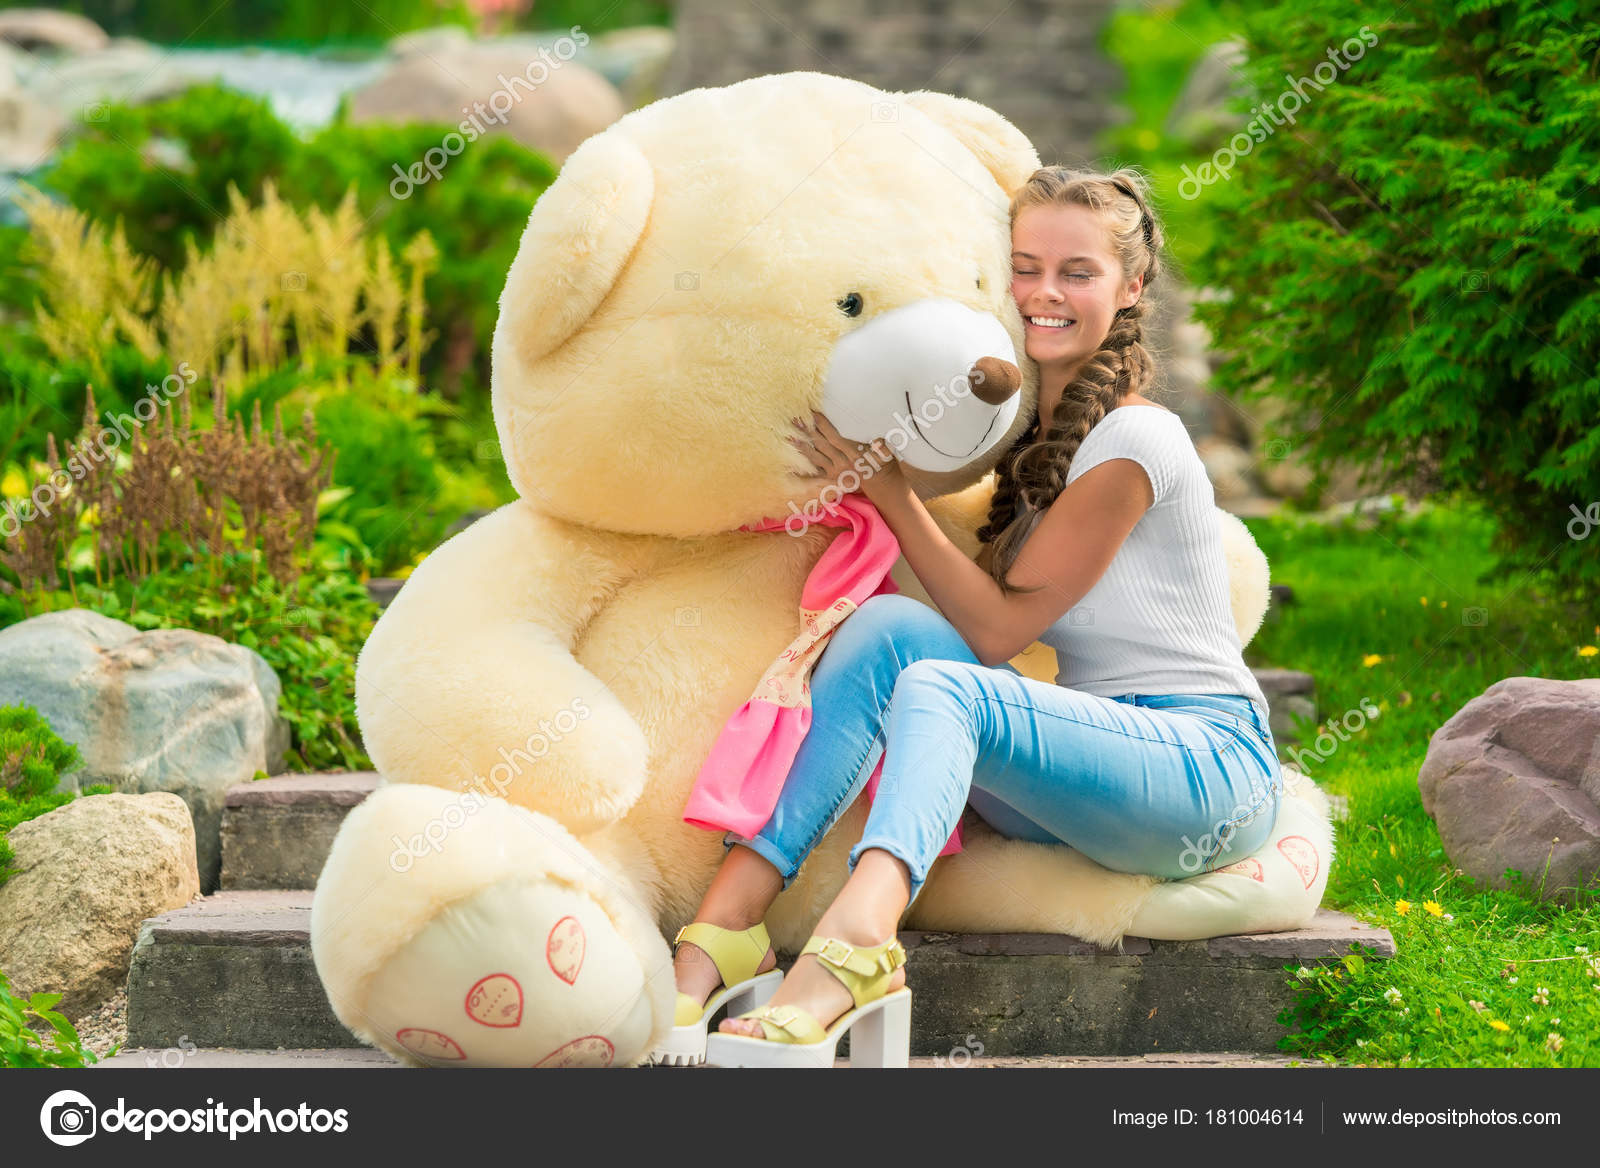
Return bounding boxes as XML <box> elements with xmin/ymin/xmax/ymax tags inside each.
<box><xmin>1019</xmin><ymin>404</ymin><xmax>1268</xmax><ymax>711</ymax></box>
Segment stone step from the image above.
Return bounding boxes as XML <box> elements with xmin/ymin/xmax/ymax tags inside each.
<box><xmin>1252</xmin><ymin>667</ymin><xmax>1316</xmax><ymax>743</ymax></box>
<box><xmin>95</xmin><ymin>1047</ymin><xmax>1315</xmax><ymax>1069</ymax></box>
<box><xmin>126</xmin><ymin>891</ymin><xmax>1392</xmax><ymax>1057</ymax></box>
<box><xmin>220</xmin><ymin>773</ymin><xmax>380</xmax><ymax>891</ymax></box>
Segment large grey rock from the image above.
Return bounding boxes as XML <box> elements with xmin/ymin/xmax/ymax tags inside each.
<box><xmin>1419</xmin><ymin>676</ymin><xmax>1600</xmax><ymax>903</ymax></box>
<box><xmin>0</xmin><ymin>610</ymin><xmax>290</xmax><ymax>893</ymax></box>
<box><xmin>0</xmin><ymin>793</ymin><xmax>199</xmax><ymax>1019</ymax></box>
<box><xmin>21</xmin><ymin>39</ymin><xmax>197</xmax><ymax>118</ymax></box>
<box><xmin>0</xmin><ymin>80</ymin><xmax>62</xmax><ymax>170</ymax></box>
<box><xmin>0</xmin><ymin>9</ymin><xmax>109</xmax><ymax>54</ymax></box>
<box><xmin>348</xmin><ymin>44</ymin><xmax>624</xmax><ymax>163</ymax></box>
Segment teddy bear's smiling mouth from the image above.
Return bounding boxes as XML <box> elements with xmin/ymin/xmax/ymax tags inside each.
<box><xmin>904</xmin><ymin>390</ymin><xmax>1001</xmax><ymax>459</ymax></box>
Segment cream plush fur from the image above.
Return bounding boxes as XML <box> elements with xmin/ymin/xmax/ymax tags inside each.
<box><xmin>310</xmin><ymin>72</ymin><xmax>1330</xmax><ymax>1069</ymax></box>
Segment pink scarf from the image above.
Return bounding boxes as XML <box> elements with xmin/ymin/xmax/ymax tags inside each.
<box><xmin>681</xmin><ymin>493</ymin><xmax>963</xmax><ymax>856</ymax></box>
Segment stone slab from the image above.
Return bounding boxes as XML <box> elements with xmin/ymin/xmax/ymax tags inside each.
<box><xmin>220</xmin><ymin>773</ymin><xmax>380</xmax><ymax>891</ymax></box>
<box><xmin>893</xmin><ymin>908</ymin><xmax>1389</xmax><ymax>1058</ymax></box>
<box><xmin>1253</xmin><ymin>668</ymin><xmax>1317</xmax><ymax>743</ymax></box>
<box><xmin>125</xmin><ymin>892</ymin><xmax>1391</xmax><ymax>1057</ymax></box>
<box><xmin>125</xmin><ymin>891</ymin><xmax>356</xmax><ymax>1050</ymax></box>
<box><xmin>97</xmin><ymin>1047</ymin><xmax>403</xmax><ymax>1069</ymax></box>
<box><xmin>96</xmin><ymin>1048</ymin><xmax>1317</xmax><ymax>1069</ymax></box>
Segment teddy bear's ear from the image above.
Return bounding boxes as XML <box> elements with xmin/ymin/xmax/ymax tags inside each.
<box><xmin>896</xmin><ymin>91</ymin><xmax>1042</xmax><ymax>199</ymax></box>
<box><xmin>497</xmin><ymin>129</ymin><xmax>654</xmax><ymax>366</ymax></box>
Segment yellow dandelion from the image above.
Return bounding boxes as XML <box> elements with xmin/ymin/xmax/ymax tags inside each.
<box><xmin>0</xmin><ymin>466</ymin><xmax>26</xmax><ymax>498</ymax></box>
<box><xmin>1419</xmin><ymin>596</ymin><xmax>1428</xmax><ymax>606</ymax></box>
<box><xmin>1363</xmin><ymin>653</ymin><xmax>1384</xmax><ymax>667</ymax></box>
<box><xmin>1579</xmin><ymin>646</ymin><xmax>1598</xmax><ymax>658</ymax></box>
<box><xmin>1440</xmin><ymin>600</ymin><xmax>1448</xmax><ymax>608</ymax></box>
<box><xmin>1424</xmin><ymin>900</ymin><xmax>1444</xmax><ymax>917</ymax></box>
<box><xmin>1389</xmin><ymin>842</ymin><xmax>1398</xmax><ymax>858</ymax></box>
<box><xmin>1489</xmin><ymin>1019</ymin><xmax>1510</xmax><ymax>1032</ymax></box>
<box><xmin>1395</xmin><ymin>899</ymin><xmax>1412</xmax><ymax>915</ymax></box>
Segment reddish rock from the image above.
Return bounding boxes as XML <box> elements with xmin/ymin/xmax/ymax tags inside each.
<box><xmin>1418</xmin><ymin>676</ymin><xmax>1600</xmax><ymax>902</ymax></box>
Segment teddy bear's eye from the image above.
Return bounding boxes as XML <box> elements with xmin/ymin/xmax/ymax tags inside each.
<box><xmin>837</xmin><ymin>292</ymin><xmax>864</xmax><ymax>317</ymax></box>
<box><xmin>976</xmin><ymin>274</ymin><xmax>984</xmax><ymax>290</ymax></box>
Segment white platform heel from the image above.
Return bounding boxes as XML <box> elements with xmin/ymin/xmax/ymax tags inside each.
<box><xmin>703</xmin><ymin>934</ymin><xmax>911</xmax><ymax>1068</ymax></box>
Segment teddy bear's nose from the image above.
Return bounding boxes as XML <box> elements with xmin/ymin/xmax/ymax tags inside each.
<box><xmin>968</xmin><ymin>356</ymin><xmax>1020</xmax><ymax>405</ymax></box>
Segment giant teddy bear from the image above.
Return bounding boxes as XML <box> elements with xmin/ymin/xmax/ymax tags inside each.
<box><xmin>310</xmin><ymin>72</ymin><xmax>1334</xmax><ymax>1068</ymax></box>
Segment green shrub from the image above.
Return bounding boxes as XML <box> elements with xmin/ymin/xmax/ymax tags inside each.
<box><xmin>52</xmin><ymin>0</ymin><xmax>671</xmax><ymax>44</ymax></box>
<box><xmin>0</xmin><ymin>967</ymin><xmax>102</xmax><ymax>1068</ymax></box>
<box><xmin>31</xmin><ymin>85</ymin><xmax>558</xmax><ymax>395</ymax></box>
<box><xmin>0</xmin><ymin>704</ymin><xmax>91</xmax><ymax>888</ymax></box>
<box><xmin>1185</xmin><ymin>0</ymin><xmax>1600</xmax><ymax>598</ymax></box>
<box><xmin>52</xmin><ymin>0</ymin><xmax>475</xmax><ymax>47</ymax></box>
<box><xmin>0</xmin><ymin>346</ymin><xmax>178</xmax><ymax>470</ymax></box>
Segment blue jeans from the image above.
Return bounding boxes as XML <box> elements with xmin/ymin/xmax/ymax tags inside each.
<box><xmin>723</xmin><ymin>593</ymin><xmax>1284</xmax><ymax>905</ymax></box>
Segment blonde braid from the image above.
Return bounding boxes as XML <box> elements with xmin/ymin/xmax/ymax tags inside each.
<box><xmin>979</xmin><ymin>167</ymin><xmax>1164</xmax><ymax>595</ymax></box>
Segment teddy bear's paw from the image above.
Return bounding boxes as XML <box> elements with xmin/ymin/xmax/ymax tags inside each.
<box><xmin>360</xmin><ymin>876</ymin><xmax>660</xmax><ymax>1067</ymax></box>
<box><xmin>311</xmin><ymin>785</ymin><xmax>674</xmax><ymax>1067</ymax></box>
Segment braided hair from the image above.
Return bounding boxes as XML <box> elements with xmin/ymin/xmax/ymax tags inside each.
<box><xmin>976</xmin><ymin>167</ymin><xmax>1166</xmax><ymax>596</ymax></box>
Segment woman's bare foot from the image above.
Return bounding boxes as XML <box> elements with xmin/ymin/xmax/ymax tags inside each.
<box><xmin>674</xmin><ymin>845</ymin><xmax>785</xmax><ymax>1008</ymax></box>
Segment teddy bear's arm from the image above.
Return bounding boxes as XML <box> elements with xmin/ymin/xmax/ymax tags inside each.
<box><xmin>354</xmin><ymin>500</ymin><xmax>651</xmax><ymax>834</ymax></box>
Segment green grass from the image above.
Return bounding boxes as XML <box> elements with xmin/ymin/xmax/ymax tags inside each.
<box><xmin>1243</xmin><ymin>497</ymin><xmax>1600</xmax><ymax>1065</ymax></box>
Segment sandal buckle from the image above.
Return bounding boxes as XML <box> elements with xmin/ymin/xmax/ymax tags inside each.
<box><xmin>762</xmin><ymin>1005</ymin><xmax>797</xmax><ymax>1026</ymax></box>
<box><xmin>815</xmin><ymin>939</ymin><xmax>855</xmax><ymax>968</ymax></box>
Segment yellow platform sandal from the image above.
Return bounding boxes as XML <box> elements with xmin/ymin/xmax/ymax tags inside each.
<box><xmin>649</xmin><ymin>921</ymin><xmax>784</xmax><ymax>1066</ymax></box>
<box><xmin>703</xmin><ymin>933</ymin><xmax>911</xmax><ymax>1068</ymax></box>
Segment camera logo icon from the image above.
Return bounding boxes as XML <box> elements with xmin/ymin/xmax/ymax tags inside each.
<box><xmin>870</xmin><ymin>100</ymin><xmax>899</xmax><ymax>122</ymax></box>
<box><xmin>674</xmin><ymin>271</ymin><xmax>699</xmax><ymax>292</ymax></box>
<box><xmin>1068</xmin><ymin>607</ymin><xmax>1095</xmax><ymax>627</ymax></box>
<box><xmin>40</xmin><ymin>1089</ymin><xmax>97</xmax><ymax>1146</ymax></box>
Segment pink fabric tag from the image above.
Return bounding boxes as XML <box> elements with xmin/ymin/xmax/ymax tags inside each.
<box><xmin>681</xmin><ymin>493</ymin><xmax>962</xmax><ymax>856</ymax></box>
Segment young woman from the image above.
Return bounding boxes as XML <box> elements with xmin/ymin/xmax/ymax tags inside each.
<box><xmin>664</xmin><ymin>166</ymin><xmax>1284</xmax><ymax>1069</ymax></box>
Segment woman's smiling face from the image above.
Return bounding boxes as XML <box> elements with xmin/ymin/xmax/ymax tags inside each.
<box><xmin>1010</xmin><ymin>203</ymin><xmax>1142</xmax><ymax>378</ymax></box>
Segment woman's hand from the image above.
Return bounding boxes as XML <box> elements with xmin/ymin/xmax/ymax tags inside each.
<box><xmin>787</xmin><ymin>409</ymin><xmax>907</xmax><ymax>505</ymax></box>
